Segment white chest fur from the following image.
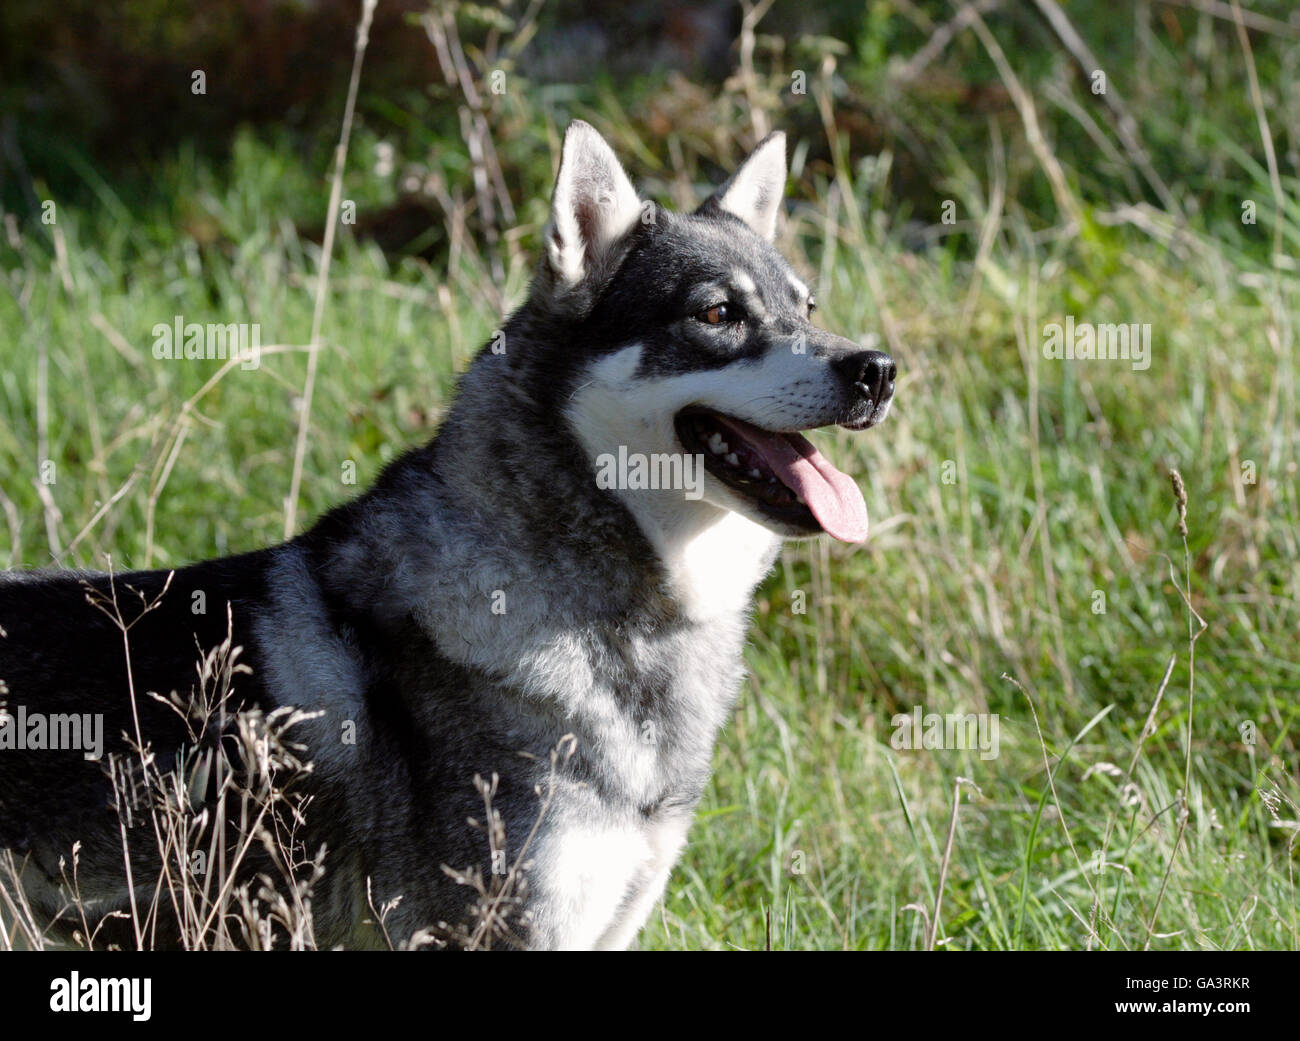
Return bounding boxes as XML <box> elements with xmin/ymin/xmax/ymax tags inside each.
<box><xmin>529</xmin><ymin>811</ymin><xmax>693</xmax><ymax>950</ymax></box>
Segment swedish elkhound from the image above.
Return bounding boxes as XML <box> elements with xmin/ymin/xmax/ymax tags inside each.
<box><xmin>0</xmin><ymin>122</ymin><xmax>895</xmax><ymax>949</ymax></box>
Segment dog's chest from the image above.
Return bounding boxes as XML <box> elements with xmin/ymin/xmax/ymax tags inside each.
<box><xmin>527</xmin><ymin>807</ymin><xmax>691</xmax><ymax>949</ymax></box>
<box><xmin>414</xmin><ymin>529</ymin><xmax>773</xmax><ymax>801</ymax></box>
<box><xmin>483</xmin><ymin>605</ymin><xmax>753</xmax><ymax>803</ymax></box>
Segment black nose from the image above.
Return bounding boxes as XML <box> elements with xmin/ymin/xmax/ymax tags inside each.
<box><xmin>834</xmin><ymin>349</ymin><xmax>896</xmax><ymax>405</ymax></box>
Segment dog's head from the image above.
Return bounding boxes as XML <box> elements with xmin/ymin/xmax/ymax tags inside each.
<box><xmin>532</xmin><ymin>121</ymin><xmax>895</xmax><ymax>545</ymax></box>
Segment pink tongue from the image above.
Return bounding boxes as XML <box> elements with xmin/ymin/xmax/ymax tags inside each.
<box><xmin>713</xmin><ymin>416</ymin><xmax>869</xmax><ymax>543</ymax></box>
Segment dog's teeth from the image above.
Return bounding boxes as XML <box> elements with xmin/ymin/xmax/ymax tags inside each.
<box><xmin>748</xmin><ymin>468</ymin><xmax>762</xmax><ymax>479</ymax></box>
<box><xmin>706</xmin><ymin>434</ymin><xmax>729</xmax><ymax>455</ymax></box>
<box><xmin>725</xmin><ymin>453</ymin><xmax>739</xmax><ymax>466</ymax></box>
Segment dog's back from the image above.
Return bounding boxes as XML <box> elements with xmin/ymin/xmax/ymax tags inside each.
<box><xmin>0</xmin><ymin>556</ymin><xmax>274</xmax><ymax>846</ymax></box>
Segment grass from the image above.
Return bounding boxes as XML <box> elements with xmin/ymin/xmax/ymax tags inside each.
<box><xmin>1</xmin><ymin>0</ymin><xmax>1298</xmax><ymax>949</ymax></box>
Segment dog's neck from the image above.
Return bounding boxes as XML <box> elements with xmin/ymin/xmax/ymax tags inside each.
<box><xmin>595</xmin><ymin>487</ymin><xmax>780</xmax><ymax>621</ymax></box>
<box><xmin>425</xmin><ymin>352</ymin><xmax>781</xmax><ymax>623</ymax></box>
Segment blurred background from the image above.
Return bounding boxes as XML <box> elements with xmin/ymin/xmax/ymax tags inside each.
<box><xmin>0</xmin><ymin>0</ymin><xmax>1297</xmax><ymax>950</ymax></box>
<box><xmin>6</xmin><ymin>0</ymin><xmax>1297</xmax><ymax>264</ymax></box>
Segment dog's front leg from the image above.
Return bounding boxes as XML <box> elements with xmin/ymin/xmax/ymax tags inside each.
<box><xmin>522</xmin><ymin>802</ymin><xmax>668</xmax><ymax>950</ymax></box>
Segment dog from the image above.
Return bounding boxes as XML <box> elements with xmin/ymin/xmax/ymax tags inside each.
<box><xmin>0</xmin><ymin>121</ymin><xmax>895</xmax><ymax>950</ymax></box>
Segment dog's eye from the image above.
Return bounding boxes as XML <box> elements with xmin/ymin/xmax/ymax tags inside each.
<box><xmin>696</xmin><ymin>303</ymin><xmax>742</xmax><ymax>325</ymax></box>
<box><xmin>807</xmin><ymin>296</ymin><xmax>817</xmax><ymax>316</ymax></box>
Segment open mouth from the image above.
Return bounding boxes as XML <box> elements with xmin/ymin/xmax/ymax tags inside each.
<box><xmin>674</xmin><ymin>409</ymin><xmax>869</xmax><ymax>542</ymax></box>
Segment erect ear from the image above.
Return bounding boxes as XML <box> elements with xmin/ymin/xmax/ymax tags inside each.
<box><xmin>545</xmin><ymin>120</ymin><xmax>642</xmax><ymax>289</ymax></box>
<box><xmin>696</xmin><ymin>131</ymin><xmax>787</xmax><ymax>241</ymax></box>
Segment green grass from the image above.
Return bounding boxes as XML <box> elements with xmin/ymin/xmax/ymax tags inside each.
<box><xmin>2</xmin><ymin>3</ymin><xmax>1299</xmax><ymax>950</ymax></box>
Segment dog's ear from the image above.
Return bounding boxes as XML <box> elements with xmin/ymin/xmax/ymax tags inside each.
<box><xmin>544</xmin><ymin>121</ymin><xmax>642</xmax><ymax>291</ymax></box>
<box><xmin>696</xmin><ymin>131</ymin><xmax>787</xmax><ymax>241</ymax></box>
